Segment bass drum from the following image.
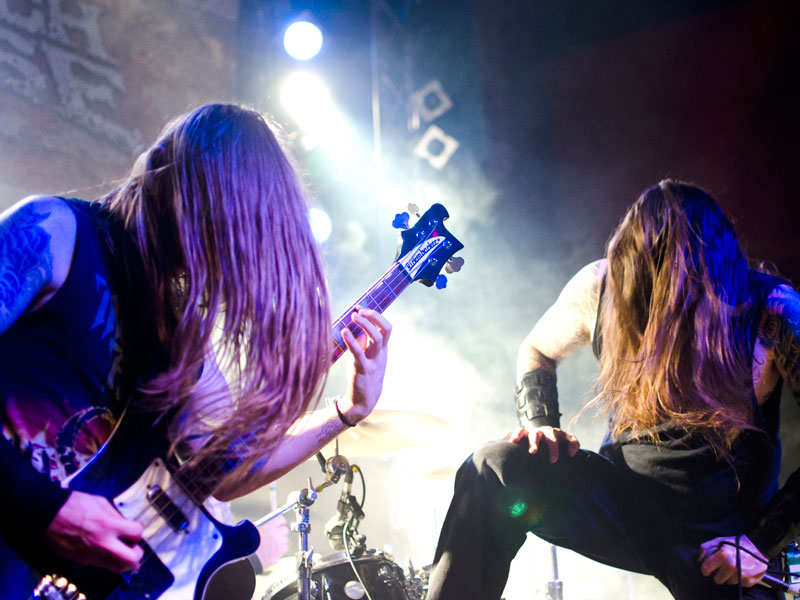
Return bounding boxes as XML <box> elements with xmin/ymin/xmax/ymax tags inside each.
<box><xmin>264</xmin><ymin>550</ymin><xmax>412</xmax><ymax>600</ymax></box>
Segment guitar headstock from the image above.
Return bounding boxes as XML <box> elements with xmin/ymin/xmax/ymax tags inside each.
<box><xmin>330</xmin><ymin>203</ymin><xmax>464</xmax><ymax>362</ymax></box>
<box><xmin>393</xmin><ymin>203</ymin><xmax>464</xmax><ymax>288</ymax></box>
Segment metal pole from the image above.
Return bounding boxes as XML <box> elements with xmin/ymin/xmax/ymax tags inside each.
<box><xmin>545</xmin><ymin>544</ymin><xmax>563</xmax><ymax>600</ymax></box>
<box><xmin>292</xmin><ymin>485</ymin><xmax>317</xmax><ymax>600</ymax></box>
<box><xmin>369</xmin><ymin>0</ymin><xmax>382</xmax><ymax>175</ymax></box>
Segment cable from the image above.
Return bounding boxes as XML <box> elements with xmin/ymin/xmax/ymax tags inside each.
<box><xmin>736</xmin><ymin>534</ymin><xmax>742</xmax><ymax>600</ymax></box>
<box><xmin>713</xmin><ymin>539</ymin><xmax>800</xmax><ymax>597</ymax></box>
<box><xmin>717</xmin><ymin>540</ymin><xmax>768</xmax><ymax>564</ymax></box>
<box><xmin>353</xmin><ymin>463</ymin><xmax>366</xmax><ymax>510</ymax></box>
<box><xmin>342</xmin><ymin>519</ymin><xmax>374</xmax><ymax>600</ymax></box>
<box><xmin>337</xmin><ymin>463</ymin><xmax>372</xmax><ymax>600</ymax></box>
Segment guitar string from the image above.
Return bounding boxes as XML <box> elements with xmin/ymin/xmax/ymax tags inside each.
<box><xmin>121</xmin><ymin>245</ymin><xmax>433</xmax><ymax>541</ymax></box>
<box><xmin>332</xmin><ymin>262</ymin><xmax>407</xmax><ymax>337</ymax></box>
<box><xmin>122</xmin><ymin>228</ymin><xmax>449</xmax><ymax>564</ymax></box>
<box><xmin>123</xmin><ymin>216</ymin><xmax>448</xmax><ymax>550</ymax></box>
<box><xmin>120</xmin><ymin>261</ymin><xmax>417</xmax><ymax>548</ymax></box>
<box><xmin>131</xmin><ymin>251</ymin><xmax>424</xmax><ymax>519</ymax></box>
<box><xmin>331</xmin><ymin>266</ymin><xmax>406</xmax><ymax>358</ymax></box>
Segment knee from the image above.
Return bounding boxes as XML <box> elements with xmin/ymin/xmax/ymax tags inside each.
<box><xmin>460</xmin><ymin>441</ymin><xmax>554</xmax><ymax>533</ymax></box>
<box><xmin>465</xmin><ymin>439</ymin><xmax>536</xmax><ymax>482</ymax></box>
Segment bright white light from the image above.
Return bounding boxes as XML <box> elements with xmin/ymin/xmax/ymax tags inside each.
<box><xmin>283</xmin><ymin>21</ymin><xmax>323</xmax><ymax>61</ymax></box>
<box><xmin>280</xmin><ymin>71</ymin><xmax>354</xmax><ymax>151</ymax></box>
<box><xmin>300</xmin><ymin>134</ymin><xmax>319</xmax><ymax>152</ymax></box>
<box><xmin>308</xmin><ymin>207</ymin><xmax>332</xmax><ymax>243</ymax></box>
<box><xmin>280</xmin><ymin>71</ymin><xmax>332</xmax><ymax>132</ymax></box>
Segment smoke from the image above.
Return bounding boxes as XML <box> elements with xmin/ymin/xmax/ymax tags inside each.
<box><xmin>230</xmin><ymin>132</ymin><xmax>656</xmax><ymax>597</ymax></box>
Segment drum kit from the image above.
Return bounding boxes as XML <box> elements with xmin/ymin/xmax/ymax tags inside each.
<box><xmin>255</xmin><ymin>410</ymin><xmax>452</xmax><ymax>600</ymax></box>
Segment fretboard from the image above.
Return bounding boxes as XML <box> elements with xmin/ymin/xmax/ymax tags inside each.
<box><xmin>331</xmin><ymin>262</ymin><xmax>412</xmax><ymax>361</ymax></box>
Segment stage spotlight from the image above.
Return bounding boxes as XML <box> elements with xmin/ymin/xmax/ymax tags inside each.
<box><xmin>281</xmin><ymin>71</ymin><xmax>354</xmax><ymax>151</ymax></box>
<box><xmin>308</xmin><ymin>207</ymin><xmax>332</xmax><ymax>243</ymax></box>
<box><xmin>280</xmin><ymin>71</ymin><xmax>332</xmax><ymax>130</ymax></box>
<box><xmin>283</xmin><ymin>20</ymin><xmax>323</xmax><ymax>61</ymax></box>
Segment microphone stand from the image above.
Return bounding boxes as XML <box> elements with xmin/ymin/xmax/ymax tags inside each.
<box><xmin>292</xmin><ymin>482</ymin><xmax>317</xmax><ymax>600</ymax></box>
<box><xmin>545</xmin><ymin>544</ymin><xmax>563</xmax><ymax>600</ymax></box>
<box><xmin>253</xmin><ymin>449</ymin><xmax>348</xmax><ymax>600</ymax></box>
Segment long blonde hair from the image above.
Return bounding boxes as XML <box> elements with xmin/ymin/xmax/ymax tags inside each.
<box><xmin>598</xmin><ymin>180</ymin><xmax>756</xmax><ymax>456</ymax></box>
<box><xmin>102</xmin><ymin>104</ymin><xmax>330</xmax><ymax>478</ymax></box>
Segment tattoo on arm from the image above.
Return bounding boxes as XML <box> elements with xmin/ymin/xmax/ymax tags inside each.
<box><xmin>760</xmin><ymin>286</ymin><xmax>800</xmax><ymax>402</ymax></box>
<box><xmin>0</xmin><ymin>204</ymin><xmax>53</xmax><ymax>330</ymax></box>
<box><xmin>529</xmin><ymin>349</ymin><xmax>557</xmax><ymax>375</ymax></box>
<box><xmin>315</xmin><ymin>419</ymin><xmax>341</xmax><ymax>446</ymax></box>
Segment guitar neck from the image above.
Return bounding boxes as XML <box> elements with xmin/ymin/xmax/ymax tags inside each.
<box><xmin>330</xmin><ymin>261</ymin><xmax>412</xmax><ymax>362</ymax></box>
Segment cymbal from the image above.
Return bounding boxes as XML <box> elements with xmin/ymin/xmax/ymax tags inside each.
<box><xmin>320</xmin><ymin>410</ymin><xmax>450</xmax><ymax>457</ymax></box>
<box><xmin>422</xmin><ymin>464</ymin><xmax>459</xmax><ymax>480</ymax></box>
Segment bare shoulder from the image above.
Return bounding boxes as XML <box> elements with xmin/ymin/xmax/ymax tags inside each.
<box><xmin>765</xmin><ymin>283</ymin><xmax>800</xmax><ymax>306</ymax></box>
<box><xmin>6</xmin><ymin>194</ymin><xmax>76</xmax><ymax>227</ymax></box>
<box><xmin>524</xmin><ymin>259</ymin><xmax>606</xmax><ymax>364</ymax></box>
<box><xmin>0</xmin><ymin>196</ymin><xmax>77</xmax><ymax>330</ymax></box>
<box><xmin>1</xmin><ymin>195</ymin><xmax>78</xmax><ymax>284</ymax></box>
<box><xmin>558</xmin><ymin>259</ymin><xmax>606</xmax><ymax>307</ymax></box>
<box><xmin>562</xmin><ymin>259</ymin><xmax>605</xmax><ymax>290</ymax></box>
<box><xmin>757</xmin><ymin>283</ymin><xmax>800</xmax><ymax>400</ymax></box>
<box><xmin>761</xmin><ymin>283</ymin><xmax>800</xmax><ymax>330</ymax></box>
<box><xmin>1</xmin><ymin>195</ymin><xmax>77</xmax><ymax>241</ymax></box>
<box><xmin>593</xmin><ymin>258</ymin><xmax>608</xmax><ymax>280</ymax></box>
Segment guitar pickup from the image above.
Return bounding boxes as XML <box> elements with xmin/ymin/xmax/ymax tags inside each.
<box><xmin>146</xmin><ymin>485</ymin><xmax>189</xmax><ymax>533</ymax></box>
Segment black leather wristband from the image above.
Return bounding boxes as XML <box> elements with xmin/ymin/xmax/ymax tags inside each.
<box><xmin>515</xmin><ymin>368</ymin><xmax>560</xmax><ymax>428</ymax></box>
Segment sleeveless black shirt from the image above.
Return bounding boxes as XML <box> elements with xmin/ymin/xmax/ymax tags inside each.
<box><xmin>593</xmin><ymin>270</ymin><xmax>787</xmax><ymax>524</ymax></box>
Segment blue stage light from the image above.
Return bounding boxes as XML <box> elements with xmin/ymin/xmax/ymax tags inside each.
<box><xmin>283</xmin><ymin>21</ymin><xmax>323</xmax><ymax>61</ymax></box>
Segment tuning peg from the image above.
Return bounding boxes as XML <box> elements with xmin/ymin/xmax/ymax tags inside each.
<box><xmin>435</xmin><ymin>275</ymin><xmax>447</xmax><ymax>289</ymax></box>
<box><xmin>445</xmin><ymin>256</ymin><xmax>464</xmax><ymax>274</ymax></box>
<box><xmin>392</xmin><ymin>212</ymin><xmax>410</xmax><ymax>230</ymax></box>
<box><xmin>407</xmin><ymin>203</ymin><xmax>420</xmax><ymax>217</ymax></box>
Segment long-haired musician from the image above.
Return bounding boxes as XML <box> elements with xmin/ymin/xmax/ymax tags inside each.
<box><xmin>0</xmin><ymin>103</ymin><xmax>391</xmax><ymax>597</ymax></box>
<box><xmin>426</xmin><ymin>180</ymin><xmax>800</xmax><ymax>599</ymax></box>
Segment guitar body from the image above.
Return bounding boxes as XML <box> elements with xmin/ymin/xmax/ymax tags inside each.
<box><xmin>5</xmin><ymin>408</ymin><xmax>260</xmax><ymax>600</ymax></box>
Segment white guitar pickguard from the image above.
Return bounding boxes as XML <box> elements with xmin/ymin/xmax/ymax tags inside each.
<box><xmin>114</xmin><ymin>458</ymin><xmax>223</xmax><ymax>600</ymax></box>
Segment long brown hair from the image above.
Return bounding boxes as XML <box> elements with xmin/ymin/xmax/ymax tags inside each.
<box><xmin>102</xmin><ymin>104</ymin><xmax>330</xmax><ymax>477</ymax></box>
<box><xmin>598</xmin><ymin>180</ymin><xmax>756</xmax><ymax>456</ymax></box>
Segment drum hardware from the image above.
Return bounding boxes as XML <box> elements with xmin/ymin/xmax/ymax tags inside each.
<box><xmin>402</xmin><ymin>559</ymin><xmax>425</xmax><ymax>600</ymax></box>
<box><xmin>545</xmin><ymin>544</ymin><xmax>563</xmax><ymax>600</ymax></box>
<box><xmin>256</xmin><ymin>446</ymin><xmax>365</xmax><ymax>600</ymax></box>
<box><xmin>422</xmin><ymin>464</ymin><xmax>458</xmax><ymax>480</ymax></box>
<box><xmin>263</xmin><ymin>551</ymin><xmax>413</xmax><ymax>600</ymax></box>
<box><xmin>317</xmin><ymin>445</ymin><xmax>372</xmax><ymax>599</ymax></box>
<box><xmin>325</xmin><ymin>465</ymin><xmax>366</xmax><ymax>556</ymax></box>
<box><xmin>260</xmin><ymin>428</ymin><xmax>442</xmax><ymax>600</ymax></box>
<box><xmin>254</xmin><ymin>453</ymin><xmax>349</xmax><ymax>600</ymax></box>
<box><xmin>320</xmin><ymin>574</ymin><xmax>332</xmax><ymax>599</ymax></box>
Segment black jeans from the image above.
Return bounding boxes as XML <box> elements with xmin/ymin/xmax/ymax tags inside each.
<box><xmin>425</xmin><ymin>440</ymin><xmax>781</xmax><ymax>600</ymax></box>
